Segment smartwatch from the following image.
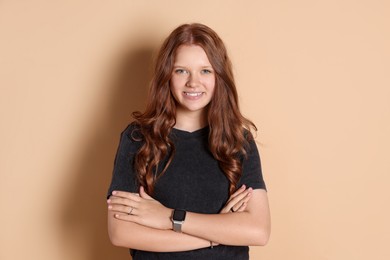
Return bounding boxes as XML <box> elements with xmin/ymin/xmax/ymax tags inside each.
<box><xmin>172</xmin><ymin>209</ymin><xmax>186</xmax><ymax>232</ymax></box>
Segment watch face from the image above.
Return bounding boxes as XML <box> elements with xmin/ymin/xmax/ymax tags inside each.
<box><xmin>173</xmin><ymin>209</ymin><xmax>186</xmax><ymax>221</ymax></box>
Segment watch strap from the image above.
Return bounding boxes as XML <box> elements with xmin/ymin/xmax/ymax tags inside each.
<box><xmin>172</xmin><ymin>209</ymin><xmax>186</xmax><ymax>233</ymax></box>
<box><xmin>173</xmin><ymin>220</ymin><xmax>183</xmax><ymax>232</ymax></box>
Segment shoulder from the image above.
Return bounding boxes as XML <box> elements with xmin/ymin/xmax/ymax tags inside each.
<box><xmin>242</xmin><ymin>128</ymin><xmax>257</xmax><ymax>152</ymax></box>
<box><xmin>117</xmin><ymin>122</ymin><xmax>144</xmax><ymax>154</ymax></box>
<box><xmin>122</xmin><ymin>122</ymin><xmax>144</xmax><ymax>142</ymax></box>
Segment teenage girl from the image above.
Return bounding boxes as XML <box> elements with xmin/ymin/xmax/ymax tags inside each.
<box><xmin>107</xmin><ymin>23</ymin><xmax>270</xmax><ymax>260</ymax></box>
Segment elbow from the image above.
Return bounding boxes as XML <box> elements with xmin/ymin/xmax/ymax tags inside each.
<box><xmin>250</xmin><ymin>226</ymin><xmax>271</xmax><ymax>246</ymax></box>
<box><xmin>255</xmin><ymin>230</ymin><xmax>270</xmax><ymax>246</ymax></box>
<box><xmin>251</xmin><ymin>212</ymin><xmax>271</xmax><ymax>246</ymax></box>
<box><xmin>108</xmin><ymin>213</ymin><xmax>131</xmax><ymax>248</ymax></box>
<box><xmin>108</xmin><ymin>228</ymin><xmax>123</xmax><ymax>247</ymax></box>
<box><xmin>108</xmin><ymin>221</ymin><xmax>129</xmax><ymax>248</ymax></box>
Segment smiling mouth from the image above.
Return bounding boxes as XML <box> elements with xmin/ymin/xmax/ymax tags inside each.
<box><xmin>184</xmin><ymin>92</ymin><xmax>203</xmax><ymax>97</ymax></box>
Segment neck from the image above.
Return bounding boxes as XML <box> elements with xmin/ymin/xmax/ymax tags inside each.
<box><xmin>174</xmin><ymin>108</ymin><xmax>208</xmax><ymax>132</ymax></box>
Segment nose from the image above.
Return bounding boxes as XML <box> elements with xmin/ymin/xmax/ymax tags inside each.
<box><xmin>186</xmin><ymin>73</ymin><xmax>200</xmax><ymax>88</ymax></box>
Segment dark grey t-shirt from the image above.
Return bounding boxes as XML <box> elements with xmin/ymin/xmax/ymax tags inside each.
<box><xmin>107</xmin><ymin>124</ymin><xmax>266</xmax><ymax>260</ymax></box>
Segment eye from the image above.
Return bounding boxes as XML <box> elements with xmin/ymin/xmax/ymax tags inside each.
<box><xmin>201</xmin><ymin>69</ymin><xmax>213</xmax><ymax>74</ymax></box>
<box><xmin>174</xmin><ymin>69</ymin><xmax>188</xmax><ymax>74</ymax></box>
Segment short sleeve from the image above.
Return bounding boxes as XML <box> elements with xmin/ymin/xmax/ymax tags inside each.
<box><xmin>106</xmin><ymin>124</ymin><xmax>142</xmax><ymax>199</ymax></box>
<box><xmin>238</xmin><ymin>139</ymin><xmax>267</xmax><ymax>191</ymax></box>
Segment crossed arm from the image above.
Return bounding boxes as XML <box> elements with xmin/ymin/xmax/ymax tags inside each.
<box><xmin>107</xmin><ymin>185</ymin><xmax>270</xmax><ymax>252</ymax></box>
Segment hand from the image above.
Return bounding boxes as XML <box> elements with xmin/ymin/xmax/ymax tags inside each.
<box><xmin>220</xmin><ymin>185</ymin><xmax>253</xmax><ymax>214</ymax></box>
<box><xmin>107</xmin><ymin>186</ymin><xmax>173</xmax><ymax>230</ymax></box>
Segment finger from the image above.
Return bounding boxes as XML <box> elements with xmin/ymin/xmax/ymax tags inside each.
<box><xmin>107</xmin><ymin>197</ymin><xmax>139</xmax><ymax>211</ymax></box>
<box><xmin>225</xmin><ymin>185</ymin><xmax>246</xmax><ymax>205</ymax></box>
<box><xmin>230</xmin><ymin>188</ymin><xmax>253</xmax><ymax>212</ymax></box>
<box><xmin>228</xmin><ymin>185</ymin><xmax>246</xmax><ymax>200</ymax></box>
<box><xmin>235</xmin><ymin>202</ymin><xmax>247</xmax><ymax>212</ymax></box>
<box><xmin>238</xmin><ymin>188</ymin><xmax>253</xmax><ymax>203</ymax></box>
<box><xmin>108</xmin><ymin>196</ymin><xmax>137</xmax><ymax>206</ymax></box>
<box><xmin>111</xmin><ymin>191</ymin><xmax>140</xmax><ymax>199</ymax></box>
<box><xmin>233</xmin><ymin>193</ymin><xmax>253</xmax><ymax>212</ymax></box>
<box><xmin>107</xmin><ymin>196</ymin><xmax>131</xmax><ymax>205</ymax></box>
<box><xmin>228</xmin><ymin>188</ymin><xmax>252</xmax><ymax>208</ymax></box>
<box><xmin>112</xmin><ymin>191</ymin><xmax>141</xmax><ymax>201</ymax></box>
<box><xmin>114</xmin><ymin>212</ymin><xmax>140</xmax><ymax>222</ymax></box>
<box><xmin>139</xmin><ymin>186</ymin><xmax>153</xmax><ymax>199</ymax></box>
<box><xmin>108</xmin><ymin>204</ymin><xmax>136</xmax><ymax>215</ymax></box>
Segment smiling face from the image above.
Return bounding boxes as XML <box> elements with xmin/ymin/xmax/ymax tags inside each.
<box><xmin>170</xmin><ymin>44</ymin><xmax>216</xmax><ymax>119</ymax></box>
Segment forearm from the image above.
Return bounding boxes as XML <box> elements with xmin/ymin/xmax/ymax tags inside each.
<box><xmin>108</xmin><ymin>188</ymin><xmax>270</xmax><ymax>248</ymax></box>
<box><xmin>183</xmin><ymin>211</ymin><xmax>268</xmax><ymax>246</ymax></box>
<box><xmin>108</xmin><ymin>211</ymin><xmax>212</xmax><ymax>252</ymax></box>
<box><xmin>181</xmin><ymin>189</ymin><xmax>270</xmax><ymax>246</ymax></box>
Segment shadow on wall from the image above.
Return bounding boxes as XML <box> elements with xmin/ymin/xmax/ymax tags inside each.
<box><xmin>61</xmin><ymin>44</ymin><xmax>154</xmax><ymax>260</ymax></box>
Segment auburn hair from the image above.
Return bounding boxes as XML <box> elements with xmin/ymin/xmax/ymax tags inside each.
<box><xmin>132</xmin><ymin>23</ymin><xmax>257</xmax><ymax>195</ymax></box>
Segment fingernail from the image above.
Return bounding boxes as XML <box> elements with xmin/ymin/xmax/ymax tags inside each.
<box><xmin>108</xmin><ymin>205</ymin><xmax>112</xmax><ymax>209</ymax></box>
<box><xmin>112</xmin><ymin>191</ymin><xmax>117</xmax><ymax>195</ymax></box>
<box><xmin>107</xmin><ymin>199</ymin><xmax>111</xmax><ymax>203</ymax></box>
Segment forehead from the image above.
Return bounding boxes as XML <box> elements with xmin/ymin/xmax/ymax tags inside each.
<box><xmin>173</xmin><ymin>44</ymin><xmax>212</xmax><ymax>66</ymax></box>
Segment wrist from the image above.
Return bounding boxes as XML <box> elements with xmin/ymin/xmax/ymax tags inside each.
<box><xmin>166</xmin><ymin>208</ymin><xmax>174</xmax><ymax>229</ymax></box>
<box><xmin>171</xmin><ymin>209</ymin><xmax>187</xmax><ymax>232</ymax></box>
<box><xmin>210</xmin><ymin>241</ymin><xmax>219</xmax><ymax>248</ymax></box>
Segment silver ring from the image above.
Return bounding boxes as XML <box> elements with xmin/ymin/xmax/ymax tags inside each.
<box><xmin>128</xmin><ymin>207</ymin><xmax>133</xmax><ymax>215</ymax></box>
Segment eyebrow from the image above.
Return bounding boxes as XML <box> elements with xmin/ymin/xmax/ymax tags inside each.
<box><xmin>173</xmin><ymin>65</ymin><xmax>213</xmax><ymax>69</ymax></box>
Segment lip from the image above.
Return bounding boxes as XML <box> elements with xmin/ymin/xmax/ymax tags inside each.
<box><xmin>182</xmin><ymin>91</ymin><xmax>204</xmax><ymax>100</ymax></box>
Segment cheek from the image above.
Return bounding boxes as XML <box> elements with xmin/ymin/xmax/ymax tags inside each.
<box><xmin>170</xmin><ymin>76</ymin><xmax>183</xmax><ymax>91</ymax></box>
<box><xmin>206</xmin><ymin>77</ymin><xmax>216</xmax><ymax>91</ymax></box>
<box><xmin>169</xmin><ymin>80</ymin><xmax>180</xmax><ymax>101</ymax></box>
<box><xmin>169</xmin><ymin>78</ymin><xmax>177</xmax><ymax>92</ymax></box>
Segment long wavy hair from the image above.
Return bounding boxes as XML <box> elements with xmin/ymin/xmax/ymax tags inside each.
<box><xmin>132</xmin><ymin>23</ymin><xmax>257</xmax><ymax>195</ymax></box>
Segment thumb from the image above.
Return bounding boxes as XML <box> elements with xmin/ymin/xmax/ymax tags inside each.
<box><xmin>140</xmin><ymin>186</ymin><xmax>152</xmax><ymax>199</ymax></box>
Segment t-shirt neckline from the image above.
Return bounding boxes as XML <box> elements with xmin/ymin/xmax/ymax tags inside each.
<box><xmin>171</xmin><ymin>126</ymin><xmax>209</xmax><ymax>138</ymax></box>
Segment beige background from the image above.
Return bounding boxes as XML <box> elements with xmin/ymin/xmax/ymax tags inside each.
<box><xmin>1</xmin><ymin>0</ymin><xmax>389</xmax><ymax>259</ymax></box>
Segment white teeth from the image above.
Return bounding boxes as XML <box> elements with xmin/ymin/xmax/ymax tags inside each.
<box><xmin>184</xmin><ymin>92</ymin><xmax>203</xmax><ymax>97</ymax></box>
